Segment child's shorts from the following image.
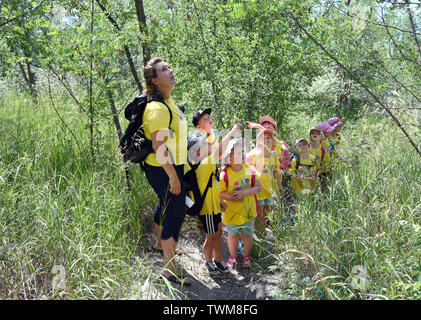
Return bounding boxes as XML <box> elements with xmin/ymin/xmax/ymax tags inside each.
<box><xmin>257</xmin><ymin>197</ymin><xmax>274</xmax><ymax>207</ymax></box>
<box><xmin>198</xmin><ymin>213</ymin><xmax>222</xmax><ymax>235</ymax></box>
<box><xmin>225</xmin><ymin>219</ymin><xmax>255</xmax><ymax>236</ymax></box>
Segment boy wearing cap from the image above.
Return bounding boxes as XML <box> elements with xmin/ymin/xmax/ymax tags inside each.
<box><xmin>186</xmin><ymin>121</ymin><xmax>242</xmax><ymax>276</ymax></box>
<box><xmin>289</xmin><ymin>138</ymin><xmax>319</xmax><ymax>195</ymax></box>
<box><xmin>192</xmin><ymin>109</ymin><xmax>220</xmax><ymax>159</ymax></box>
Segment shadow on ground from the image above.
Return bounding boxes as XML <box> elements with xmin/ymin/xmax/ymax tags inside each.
<box><xmin>134</xmin><ymin>216</ymin><xmax>287</xmax><ymax>300</ymax></box>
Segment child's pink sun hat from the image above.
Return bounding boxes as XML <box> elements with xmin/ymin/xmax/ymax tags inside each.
<box><xmin>327</xmin><ymin>117</ymin><xmax>343</xmax><ymax>128</ymax></box>
<box><xmin>315</xmin><ymin>122</ymin><xmax>335</xmax><ymax>133</ymax></box>
<box><xmin>259</xmin><ymin>116</ymin><xmax>278</xmax><ymax>132</ymax></box>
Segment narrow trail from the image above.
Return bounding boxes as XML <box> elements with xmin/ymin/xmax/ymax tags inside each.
<box><xmin>134</xmin><ymin>216</ymin><xmax>292</xmax><ymax>300</ymax></box>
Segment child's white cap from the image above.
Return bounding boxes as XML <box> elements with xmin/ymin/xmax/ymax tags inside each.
<box><xmin>221</xmin><ymin>138</ymin><xmax>245</xmax><ymax>166</ymax></box>
<box><xmin>295</xmin><ymin>138</ymin><xmax>308</xmax><ymax>146</ymax></box>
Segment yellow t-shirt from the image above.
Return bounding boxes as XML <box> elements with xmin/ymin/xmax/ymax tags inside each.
<box><xmin>332</xmin><ymin>134</ymin><xmax>342</xmax><ymax>148</ymax></box>
<box><xmin>247</xmin><ymin>149</ymin><xmax>281</xmax><ymax>200</ymax></box>
<box><xmin>220</xmin><ymin>163</ymin><xmax>261</xmax><ymax>225</ymax></box>
<box><xmin>185</xmin><ymin>154</ymin><xmax>220</xmax><ymax>216</ymax></box>
<box><xmin>288</xmin><ymin>153</ymin><xmax>319</xmax><ymax>195</ymax></box>
<box><xmin>308</xmin><ymin>143</ymin><xmax>326</xmax><ymax>174</ymax></box>
<box><xmin>273</xmin><ymin>138</ymin><xmax>291</xmax><ymax>170</ymax></box>
<box><xmin>320</xmin><ymin>138</ymin><xmax>335</xmax><ymax>173</ymax></box>
<box><xmin>142</xmin><ymin>98</ymin><xmax>188</xmax><ymax>166</ymax></box>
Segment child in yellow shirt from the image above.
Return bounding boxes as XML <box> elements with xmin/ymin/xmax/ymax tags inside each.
<box><xmin>220</xmin><ymin>138</ymin><xmax>262</xmax><ymax>269</ymax></box>
<box><xmin>308</xmin><ymin>127</ymin><xmax>327</xmax><ymax>178</ymax></box>
<box><xmin>327</xmin><ymin>117</ymin><xmax>351</xmax><ymax>169</ymax></box>
<box><xmin>186</xmin><ymin>121</ymin><xmax>242</xmax><ymax>275</ymax></box>
<box><xmin>246</xmin><ymin>129</ymin><xmax>283</xmax><ymax>234</ymax></box>
<box><xmin>191</xmin><ymin>108</ymin><xmax>220</xmax><ymax>230</ymax></box>
<box><xmin>289</xmin><ymin>138</ymin><xmax>319</xmax><ymax>195</ymax></box>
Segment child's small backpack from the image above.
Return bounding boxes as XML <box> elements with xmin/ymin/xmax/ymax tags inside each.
<box><xmin>183</xmin><ymin>162</ymin><xmax>215</xmax><ymax>217</ymax></box>
<box><xmin>119</xmin><ymin>92</ymin><xmax>172</xmax><ymax>169</ymax></box>
<box><xmin>290</xmin><ymin>153</ymin><xmax>301</xmax><ymax>173</ymax></box>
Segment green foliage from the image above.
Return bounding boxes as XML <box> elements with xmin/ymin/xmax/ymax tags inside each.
<box><xmin>0</xmin><ymin>0</ymin><xmax>420</xmax><ymax>300</ymax></box>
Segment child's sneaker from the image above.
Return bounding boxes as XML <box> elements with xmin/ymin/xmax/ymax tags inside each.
<box><xmin>213</xmin><ymin>260</ymin><xmax>229</xmax><ymax>274</ymax></box>
<box><xmin>226</xmin><ymin>256</ymin><xmax>237</xmax><ymax>269</ymax></box>
<box><xmin>242</xmin><ymin>256</ymin><xmax>251</xmax><ymax>269</ymax></box>
<box><xmin>205</xmin><ymin>262</ymin><xmax>220</xmax><ymax>276</ymax></box>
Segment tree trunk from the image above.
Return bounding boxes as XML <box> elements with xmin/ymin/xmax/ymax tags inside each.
<box><xmin>107</xmin><ymin>90</ymin><xmax>122</xmax><ymax>139</ymax></box>
<box><xmin>405</xmin><ymin>0</ymin><xmax>421</xmax><ymax>65</ymax></box>
<box><xmin>134</xmin><ymin>0</ymin><xmax>150</xmax><ymax>66</ymax></box>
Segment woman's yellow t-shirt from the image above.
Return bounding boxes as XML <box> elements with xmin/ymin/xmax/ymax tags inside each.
<box><xmin>142</xmin><ymin>98</ymin><xmax>188</xmax><ymax>166</ymax></box>
<box><xmin>220</xmin><ymin>164</ymin><xmax>260</xmax><ymax>225</ymax></box>
<box><xmin>289</xmin><ymin>154</ymin><xmax>319</xmax><ymax>195</ymax></box>
<box><xmin>247</xmin><ymin>149</ymin><xmax>281</xmax><ymax>200</ymax></box>
<box><xmin>185</xmin><ymin>154</ymin><xmax>220</xmax><ymax>216</ymax></box>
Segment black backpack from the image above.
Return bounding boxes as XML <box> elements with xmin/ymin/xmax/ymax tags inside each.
<box><xmin>183</xmin><ymin>162</ymin><xmax>215</xmax><ymax>216</ymax></box>
<box><xmin>119</xmin><ymin>92</ymin><xmax>172</xmax><ymax>168</ymax></box>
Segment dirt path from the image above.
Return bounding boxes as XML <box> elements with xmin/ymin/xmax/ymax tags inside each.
<box><xmin>135</xmin><ymin>216</ymin><xmax>291</xmax><ymax>300</ymax></box>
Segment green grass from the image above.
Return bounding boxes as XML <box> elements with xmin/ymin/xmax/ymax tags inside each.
<box><xmin>0</xmin><ymin>93</ymin><xmax>420</xmax><ymax>299</ymax></box>
<box><xmin>266</xmin><ymin>110</ymin><xmax>421</xmax><ymax>299</ymax></box>
<box><xmin>0</xmin><ymin>93</ymin><xmax>155</xmax><ymax>299</ymax></box>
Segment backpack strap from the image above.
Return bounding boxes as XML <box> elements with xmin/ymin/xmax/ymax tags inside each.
<box><xmin>201</xmin><ymin>171</ymin><xmax>214</xmax><ymax>202</ymax></box>
<box><xmin>250</xmin><ymin>165</ymin><xmax>256</xmax><ymax>187</ymax></box>
<box><xmin>149</xmin><ymin>98</ymin><xmax>173</xmax><ymax>129</ymax></box>
<box><xmin>248</xmin><ymin>165</ymin><xmax>261</xmax><ymax>216</ymax></box>
<box><xmin>223</xmin><ymin>168</ymin><xmax>229</xmax><ymax>189</ymax></box>
<box><xmin>321</xmin><ymin>145</ymin><xmax>325</xmax><ymax>160</ymax></box>
<box><xmin>290</xmin><ymin>153</ymin><xmax>300</xmax><ymax>173</ymax></box>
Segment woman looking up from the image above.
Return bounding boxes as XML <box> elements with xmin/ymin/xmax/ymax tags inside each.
<box><xmin>142</xmin><ymin>57</ymin><xmax>190</xmax><ymax>286</ymax></box>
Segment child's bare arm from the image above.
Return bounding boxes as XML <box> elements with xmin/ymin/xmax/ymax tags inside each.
<box><xmin>221</xmin><ymin>191</ymin><xmax>239</xmax><ymax>202</ymax></box>
<box><xmin>217</xmin><ymin>121</ymin><xmax>242</xmax><ymax>158</ymax></box>
<box><xmin>232</xmin><ymin>180</ymin><xmax>262</xmax><ymax>199</ymax></box>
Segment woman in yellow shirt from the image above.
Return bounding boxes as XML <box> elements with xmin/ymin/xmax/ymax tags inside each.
<box><xmin>141</xmin><ymin>57</ymin><xmax>190</xmax><ymax>286</ymax></box>
<box><xmin>220</xmin><ymin>138</ymin><xmax>262</xmax><ymax>269</ymax></box>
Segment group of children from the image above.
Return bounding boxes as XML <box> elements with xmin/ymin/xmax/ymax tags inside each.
<box><xmin>185</xmin><ymin>109</ymin><xmax>345</xmax><ymax>275</ymax></box>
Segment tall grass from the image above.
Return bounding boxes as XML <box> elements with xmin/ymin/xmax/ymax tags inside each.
<box><xmin>267</xmin><ymin>110</ymin><xmax>421</xmax><ymax>299</ymax></box>
<box><xmin>0</xmin><ymin>93</ymin><xmax>155</xmax><ymax>299</ymax></box>
<box><xmin>0</xmin><ymin>93</ymin><xmax>419</xmax><ymax>299</ymax></box>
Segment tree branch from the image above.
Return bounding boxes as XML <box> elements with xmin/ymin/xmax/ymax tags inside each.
<box><xmin>287</xmin><ymin>11</ymin><xmax>421</xmax><ymax>158</ymax></box>
<box><xmin>95</xmin><ymin>0</ymin><xmax>143</xmax><ymax>92</ymax></box>
<box><xmin>405</xmin><ymin>0</ymin><xmax>421</xmax><ymax>65</ymax></box>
